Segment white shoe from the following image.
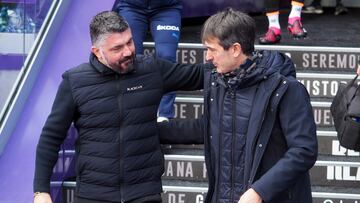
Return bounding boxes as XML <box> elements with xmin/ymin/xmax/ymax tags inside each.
<box><xmin>157</xmin><ymin>117</ymin><xmax>169</xmax><ymax>122</ymax></box>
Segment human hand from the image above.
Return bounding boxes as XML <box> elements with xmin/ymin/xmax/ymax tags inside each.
<box><xmin>34</xmin><ymin>192</ymin><xmax>52</xmax><ymax>203</ymax></box>
<box><xmin>238</xmin><ymin>188</ymin><xmax>262</xmax><ymax>203</ymax></box>
<box><xmin>357</xmin><ymin>65</ymin><xmax>360</xmax><ymax>76</ymax></box>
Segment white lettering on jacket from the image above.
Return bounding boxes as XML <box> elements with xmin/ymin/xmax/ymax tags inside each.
<box><xmin>157</xmin><ymin>25</ymin><xmax>180</xmax><ymax>31</ymax></box>
<box><xmin>127</xmin><ymin>85</ymin><xmax>143</xmax><ymax>91</ymax></box>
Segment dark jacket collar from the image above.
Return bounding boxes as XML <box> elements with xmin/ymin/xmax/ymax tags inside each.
<box><xmin>89</xmin><ymin>53</ymin><xmax>115</xmax><ymax>75</ymax></box>
<box><xmin>213</xmin><ymin>50</ymin><xmax>296</xmax><ymax>89</ymax></box>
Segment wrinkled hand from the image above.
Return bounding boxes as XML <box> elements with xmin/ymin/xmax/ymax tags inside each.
<box><xmin>238</xmin><ymin>188</ymin><xmax>262</xmax><ymax>203</ymax></box>
<box><xmin>34</xmin><ymin>193</ymin><xmax>52</xmax><ymax>203</ymax></box>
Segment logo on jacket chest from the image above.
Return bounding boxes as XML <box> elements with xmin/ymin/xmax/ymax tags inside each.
<box><xmin>127</xmin><ymin>85</ymin><xmax>143</xmax><ymax>92</ymax></box>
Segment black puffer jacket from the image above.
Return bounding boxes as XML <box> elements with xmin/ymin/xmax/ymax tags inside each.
<box><xmin>34</xmin><ymin>54</ymin><xmax>204</xmax><ymax>202</ymax></box>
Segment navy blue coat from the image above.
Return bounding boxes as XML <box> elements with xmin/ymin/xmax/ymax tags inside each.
<box><xmin>160</xmin><ymin>50</ymin><xmax>318</xmax><ymax>203</ymax></box>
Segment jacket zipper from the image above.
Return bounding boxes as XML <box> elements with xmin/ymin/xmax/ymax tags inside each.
<box><xmin>116</xmin><ymin>74</ymin><xmax>125</xmax><ymax>202</ymax></box>
<box><xmin>216</xmin><ymin>89</ymin><xmax>225</xmax><ymax>203</ymax></box>
<box><xmin>230</xmin><ymin>89</ymin><xmax>236</xmax><ymax>203</ymax></box>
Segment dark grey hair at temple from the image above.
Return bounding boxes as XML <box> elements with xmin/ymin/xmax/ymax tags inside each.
<box><xmin>90</xmin><ymin>11</ymin><xmax>129</xmax><ymax>46</ymax></box>
<box><xmin>201</xmin><ymin>8</ymin><xmax>256</xmax><ymax>55</ymax></box>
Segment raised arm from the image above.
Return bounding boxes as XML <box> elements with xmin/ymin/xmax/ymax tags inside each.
<box><xmin>158</xmin><ymin>118</ymin><xmax>205</xmax><ymax>145</ymax></box>
<box><xmin>156</xmin><ymin>58</ymin><xmax>211</xmax><ymax>92</ymax></box>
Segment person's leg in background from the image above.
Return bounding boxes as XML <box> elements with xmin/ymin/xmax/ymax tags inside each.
<box><xmin>287</xmin><ymin>0</ymin><xmax>307</xmax><ymax>38</ymax></box>
<box><xmin>259</xmin><ymin>0</ymin><xmax>282</xmax><ymax>44</ymax></box>
<box><xmin>335</xmin><ymin>0</ymin><xmax>348</xmax><ymax>15</ymax></box>
<box><xmin>150</xmin><ymin>7</ymin><xmax>181</xmax><ymax>122</ymax></box>
<box><xmin>118</xmin><ymin>5</ymin><xmax>148</xmax><ymax>55</ymax></box>
<box><xmin>260</xmin><ymin>0</ymin><xmax>307</xmax><ymax>44</ymax></box>
<box><xmin>302</xmin><ymin>0</ymin><xmax>323</xmax><ymax>14</ymax></box>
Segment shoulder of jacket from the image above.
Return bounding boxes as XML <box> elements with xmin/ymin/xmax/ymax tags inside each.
<box><xmin>271</xmin><ymin>74</ymin><xmax>307</xmax><ymax>98</ymax></box>
<box><xmin>258</xmin><ymin>73</ymin><xmax>289</xmax><ymax>96</ymax></box>
<box><xmin>62</xmin><ymin>63</ymin><xmax>92</xmax><ymax>78</ymax></box>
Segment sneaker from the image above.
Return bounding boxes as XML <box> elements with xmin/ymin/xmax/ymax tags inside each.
<box><xmin>157</xmin><ymin>117</ymin><xmax>169</xmax><ymax>122</ymax></box>
<box><xmin>302</xmin><ymin>5</ymin><xmax>323</xmax><ymax>14</ymax></box>
<box><xmin>287</xmin><ymin>19</ymin><xmax>307</xmax><ymax>38</ymax></box>
<box><xmin>334</xmin><ymin>4</ymin><xmax>348</xmax><ymax>15</ymax></box>
<box><xmin>259</xmin><ymin>28</ymin><xmax>281</xmax><ymax>45</ymax></box>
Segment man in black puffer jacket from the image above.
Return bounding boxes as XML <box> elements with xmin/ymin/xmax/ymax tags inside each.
<box><xmin>160</xmin><ymin>8</ymin><xmax>318</xmax><ymax>203</ymax></box>
<box><xmin>33</xmin><ymin>11</ymin><xmax>205</xmax><ymax>203</ymax></box>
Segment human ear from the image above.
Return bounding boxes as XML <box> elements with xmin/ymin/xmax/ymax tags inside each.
<box><xmin>91</xmin><ymin>46</ymin><xmax>102</xmax><ymax>59</ymax></box>
<box><xmin>232</xmin><ymin>43</ymin><xmax>242</xmax><ymax>57</ymax></box>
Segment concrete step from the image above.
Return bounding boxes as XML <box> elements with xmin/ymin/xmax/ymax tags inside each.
<box><xmin>316</xmin><ymin>132</ymin><xmax>360</xmax><ymax>156</ymax></box>
<box><xmin>55</xmin><ymin>150</ymin><xmax>360</xmax><ymax>189</ymax></box>
<box><xmin>60</xmin><ymin>180</ymin><xmax>360</xmax><ymax>203</ymax></box>
<box><xmin>175</xmin><ymin>73</ymin><xmax>358</xmax><ymax>100</ymax></box>
<box><xmin>162</xmin><ymin>138</ymin><xmax>360</xmax><ymax>158</ymax></box>
<box><xmin>161</xmin><ymin>184</ymin><xmax>360</xmax><ymax>203</ymax></box>
<box><xmin>143</xmin><ymin>42</ymin><xmax>360</xmax><ymax>73</ymax></box>
<box><xmin>161</xmin><ymin>154</ymin><xmax>360</xmax><ymax>187</ymax></box>
<box><xmin>173</xmin><ymin>97</ymin><xmax>335</xmax><ymax>129</ymax></box>
<box><xmin>162</xmin><ymin>184</ymin><xmax>360</xmax><ymax>203</ymax></box>
<box><xmin>312</xmin><ymin>157</ymin><xmax>360</xmax><ymax>187</ymax></box>
<box><xmin>298</xmin><ymin>73</ymin><xmax>357</xmax><ymax>99</ymax></box>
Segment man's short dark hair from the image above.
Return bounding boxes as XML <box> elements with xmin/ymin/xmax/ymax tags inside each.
<box><xmin>201</xmin><ymin>8</ymin><xmax>255</xmax><ymax>55</ymax></box>
<box><xmin>90</xmin><ymin>11</ymin><xmax>129</xmax><ymax>45</ymax></box>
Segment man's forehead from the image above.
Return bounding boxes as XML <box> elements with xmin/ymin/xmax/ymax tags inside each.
<box><xmin>102</xmin><ymin>29</ymin><xmax>132</xmax><ymax>46</ymax></box>
<box><xmin>204</xmin><ymin>37</ymin><xmax>221</xmax><ymax>47</ymax></box>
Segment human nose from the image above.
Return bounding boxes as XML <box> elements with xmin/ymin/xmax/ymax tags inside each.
<box><xmin>205</xmin><ymin>50</ymin><xmax>213</xmax><ymax>62</ymax></box>
<box><xmin>123</xmin><ymin>44</ymin><xmax>133</xmax><ymax>57</ymax></box>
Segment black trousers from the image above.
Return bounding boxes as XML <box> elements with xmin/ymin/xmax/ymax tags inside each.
<box><xmin>264</xmin><ymin>0</ymin><xmax>304</xmax><ymax>13</ymax></box>
<box><xmin>74</xmin><ymin>194</ymin><xmax>162</xmax><ymax>203</ymax></box>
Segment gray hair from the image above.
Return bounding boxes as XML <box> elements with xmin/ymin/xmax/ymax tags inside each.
<box><xmin>90</xmin><ymin>11</ymin><xmax>129</xmax><ymax>46</ymax></box>
<box><xmin>201</xmin><ymin>8</ymin><xmax>255</xmax><ymax>55</ymax></box>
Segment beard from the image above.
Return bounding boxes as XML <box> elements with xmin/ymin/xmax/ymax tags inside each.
<box><xmin>116</xmin><ymin>55</ymin><xmax>135</xmax><ymax>73</ymax></box>
<box><xmin>100</xmin><ymin>50</ymin><xmax>135</xmax><ymax>73</ymax></box>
